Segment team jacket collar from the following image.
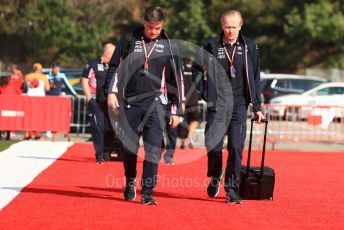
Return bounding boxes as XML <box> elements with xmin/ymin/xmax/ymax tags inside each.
<box><xmin>133</xmin><ymin>26</ymin><xmax>167</xmax><ymax>42</ymax></box>
<box><xmin>219</xmin><ymin>31</ymin><xmax>247</xmax><ymax>47</ymax></box>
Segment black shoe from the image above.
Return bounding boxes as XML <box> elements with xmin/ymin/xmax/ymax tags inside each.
<box><xmin>164</xmin><ymin>156</ymin><xmax>174</xmax><ymax>165</ymax></box>
<box><xmin>95</xmin><ymin>153</ymin><xmax>104</xmax><ymax>164</ymax></box>
<box><xmin>96</xmin><ymin>158</ymin><xmax>104</xmax><ymax>164</ymax></box>
<box><xmin>124</xmin><ymin>179</ymin><xmax>136</xmax><ymax>201</ymax></box>
<box><xmin>141</xmin><ymin>194</ymin><xmax>158</xmax><ymax>205</ymax></box>
<box><xmin>207</xmin><ymin>171</ymin><xmax>224</xmax><ymax>198</ymax></box>
<box><xmin>225</xmin><ymin>189</ymin><xmax>242</xmax><ymax>204</ymax></box>
<box><xmin>96</xmin><ymin>158</ymin><xmax>105</xmax><ymax>164</ymax></box>
<box><xmin>24</xmin><ymin>136</ymin><xmax>32</xmax><ymax>140</ymax></box>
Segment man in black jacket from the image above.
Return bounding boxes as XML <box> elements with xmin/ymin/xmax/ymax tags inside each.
<box><xmin>82</xmin><ymin>43</ymin><xmax>116</xmax><ymax>164</ymax></box>
<box><xmin>106</xmin><ymin>6</ymin><xmax>184</xmax><ymax>205</ymax></box>
<box><xmin>192</xmin><ymin>10</ymin><xmax>264</xmax><ymax>204</ymax></box>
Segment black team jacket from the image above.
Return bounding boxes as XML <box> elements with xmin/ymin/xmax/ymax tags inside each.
<box><xmin>192</xmin><ymin>32</ymin><xmax>262</xmax><ymax>112</ymax></box>
<box><xmin>105</xmin><ymin>27</ymin><xmax>184</xmax><ymax>115</ymax></box>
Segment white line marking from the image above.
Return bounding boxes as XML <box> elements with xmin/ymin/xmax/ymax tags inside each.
<box><xmin>0</xmin><ymin>141</ymin><xmax>73</xmax><ymax>210</ymax></box>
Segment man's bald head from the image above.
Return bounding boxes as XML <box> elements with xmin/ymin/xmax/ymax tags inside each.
<box><xmin>102</xmin><ymin>43</ymin><xmax>116</xmax><ymax>64</ymax></box>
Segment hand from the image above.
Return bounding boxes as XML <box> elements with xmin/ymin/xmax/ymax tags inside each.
<box><xmin>108</xmin><ymin>93</ymin><xmax>119</xmax><ymax>115</ymax></box>
<box><xmin>253</xmin><ymin>111</ymin><xmax>265</xmax><ymax>124</ymax></box>
<box><xmin>169</xmin><ymin>115</ymin><xmax>180</xmax><ymax>128</ymax></box>
<box><xmin>86</xmin><ymin>95</ymin><xmax>92</xmax><ymax>102</ymax></box>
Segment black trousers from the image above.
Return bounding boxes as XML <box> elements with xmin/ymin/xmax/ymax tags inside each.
<box><xmin>163</xmin><ymin>118</ymin><xmax>178</xmax><ymax>163</ymax></box>
<box><xmin>205</xmin><ymin>102</ymin><xmax>247</xmax><ymax>192</ymax></box>
<box><xmin>88</xmin><ymin>99</ymin><xmax>112</xmax><ymax>159</ymax></box>
<box><xmin>122</xmin><ymin>99</ymin><xmax>165</xmax><ymax>195</ymax></box>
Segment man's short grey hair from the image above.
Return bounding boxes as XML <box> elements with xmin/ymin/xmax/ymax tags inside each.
<box><xmin>221</xmin><ymin>9</ymin><xmax>243</xmax><ymax>26</ymax></box>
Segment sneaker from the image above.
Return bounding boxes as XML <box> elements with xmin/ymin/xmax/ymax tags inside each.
<box><xmin>164</xmin><ymin>157</ymin><xmax>174</xmax><ymax>165</ymax></box>
<box><xmin>124</xmin><ymin>179</ymin><xmax>136</xmax><ymax>201</ymax></box>
<box><xmin>95</xmin><ymin>153</ymin><xmax>104</xmax><ymax>164</ymax></box>
<box><xmin>207</xmin><ymin>170</ymin><xmax>224</xmax><ymax>198</ymax></box>
<box><xmin>141</xmin><ymin>194</ymin><xmax>158</xmax><ymax>205</ymax></box>
<box><xmin>163</xmin><ymin>154</ymin><xmax>174</xmax><ymax>165</ymax></box>
<box><xmin>225</xmin><ymin>189</ymin><xmax>242</xmax><ymax>204</ymax></box>
<box><xmin>96</xmin><ymin>158</ymin><xmax>105</xmax><ymax>164</ymax></box>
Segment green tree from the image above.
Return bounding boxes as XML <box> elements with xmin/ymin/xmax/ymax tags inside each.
<box><xmin>285</xmin><ymin>0</ymin><xmax>344</xmax><ymax>68</ymax></box>
<box><xmin>19</xmin><ymin>0</ymin><xmax>112</xmax><ymax>66</ymax></box>
<box><xmin>1</xmin><ymin>0</ymin><xmax>344</xmax><ymax>73</ymax></box>
<box><xmin>152</xmin><ymin>0</ymin><xmax>214</xmax><ymax>43</ymax></box>
<box><xmin>0</xmin><ymin>0</ymin><xmax>147</xmax><ymax>68</ymax></box>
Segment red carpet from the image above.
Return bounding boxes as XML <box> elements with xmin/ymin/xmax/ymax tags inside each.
<box><xmin>0</xmin><ymin>143</ymin><xmax>343</xmax><ymax>229</ymax></box>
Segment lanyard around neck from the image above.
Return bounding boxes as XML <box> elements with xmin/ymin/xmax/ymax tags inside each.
<box><xmin>223</xmin><ymin>45</ymin><xmax>236</xmax><ymax>66</ymax></box>
<box><xmin>142</xmin><ymin>40</ymin><xmax>157</xmax><ymax>65</ymax></box>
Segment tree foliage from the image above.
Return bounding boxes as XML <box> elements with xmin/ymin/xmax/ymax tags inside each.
<box><xmin>0</xmin><ymin>0</ymin><xmax>142</xmax><ymax>67</ymax></box>
<box><xmin>22</xmin><ymin>0</ymin><xmax>111</xmax><ymax>66</ymax></box>
<box><xmin>0</xmin><ymin>0</ymin><xmax>343</xmax><ymax>71</ymax></box>
<box><xmin>152</xmin><ymin>0</ymin><xmax>214</xmax><ymax>43</ymax></box>
<box><xmin>285</xmin><ymin>0</ymin><xmax>344</xmax><ymax>68</ymax></box>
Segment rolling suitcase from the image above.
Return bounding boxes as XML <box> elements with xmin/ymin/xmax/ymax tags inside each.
<box><xmin>239</xmin><ymin>118</ymin><xmax>275</xmax><ymax>200</ymax></box>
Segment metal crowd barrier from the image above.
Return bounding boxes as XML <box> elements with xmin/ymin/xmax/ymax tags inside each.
<box><xmin>69</xmin><ymin>96</ymin><xmax>344</xmax><ymax>150</ymax></box>
<box><xmin>69</xmin><ymin>97</ymin><xmax>207</xmax><ymax>135</ymax></box>
<box><xmin>68</xmin><ymin>95</ymin><xmax>90</xmax><ymax>134</ymax></box>
<box><xmin>253</xmin><ymin>104</ymin><xmax>344</xmax><ymax>149</ymax></box>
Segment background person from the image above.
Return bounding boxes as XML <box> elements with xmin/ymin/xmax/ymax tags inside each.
<box><xmin>46</xmin><ymin>63</ymin><xmax>79</xmax><ymax>138</ymax></box>
<box><xmin>162</xmin><ymin>108</ymin><xmax>179</xmax><ymax>165</ymax></box>
<box><xmin>82</xmin><ymin>43</ymin><xmax>116</xmax><ymax>164</ymax></box>
<box><xmin>24</xmin><ymin>63</ymin><xmax>50</xmax><ymax>140</ymax></box>
<box><xmin>180</xmin><ymin>60</ymin><xmax>200</xmax><ymax>149</ymax></box>
<box><xmin>47</xmin><ymin>63</ymin><xmax>78</xmax><ymax>96</ymax></box>
<box><xmin>11</xmin><ymin>64</ymin><xmax>24</xmax><ymax>93</ymax></box>
<box><xmin>0</xmin><ymin>74</ymin><xmax>21</xmax><ymax>140</ymax></box>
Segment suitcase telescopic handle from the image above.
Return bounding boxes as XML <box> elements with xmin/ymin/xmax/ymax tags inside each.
<box><xmin>246</xmin><ymin>118</ymin><xmax>268</xmax><ymax>179</ymax></box>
